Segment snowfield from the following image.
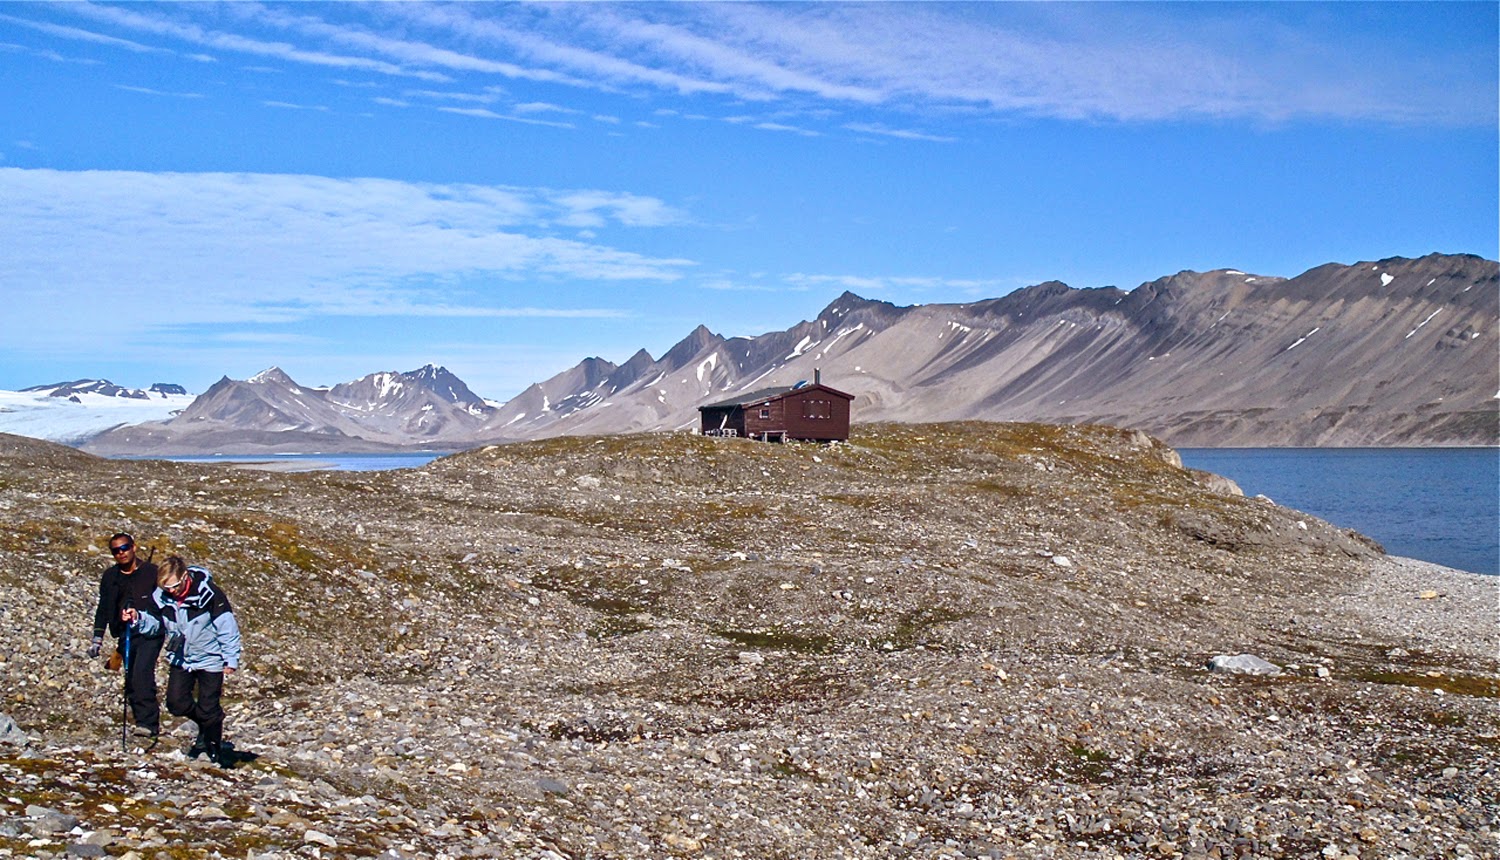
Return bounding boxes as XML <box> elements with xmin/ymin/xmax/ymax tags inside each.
<box><xmin>0</xmin><ymin>387</ymin><xmax>195</xmax><ymax>445</ymax></box>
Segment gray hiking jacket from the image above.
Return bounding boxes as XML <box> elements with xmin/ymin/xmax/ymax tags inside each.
<box><xmin>134</xmin><ymin>567</ymin><xmax>242</xmax><ymax>672</ymax></box>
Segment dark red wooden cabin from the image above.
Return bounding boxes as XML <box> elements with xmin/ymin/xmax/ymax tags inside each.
<box><xmin>699</xmin><ymin>380</ymin><xmax>853</xmax><ymax>442</ymax></box>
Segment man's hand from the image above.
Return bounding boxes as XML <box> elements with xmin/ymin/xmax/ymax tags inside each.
<box><xmin>87</xmin><ymin>637</ymin><xmax>102</xmax><ymax>658</ymax></box>
<box><xmin>120</xmin><ymin>608</ymin><xmax>139</xmax><ymax>624</ymax></box>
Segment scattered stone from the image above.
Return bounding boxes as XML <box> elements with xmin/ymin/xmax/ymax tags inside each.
<box><xmin>0</xmin><ymin>426</ymin><xmax>1493</xmax><ymax>860</ymax></box>
<box><xmin>0</xmin><ymin>713</ymin><xmax>28</xmax><ymax>746</ymax></box>
<box><xmin>25</xmin><ymin>806</ymin><xmax>80</xmax><ymax>835</ymax></box>
<box><xmin>1206</xmin><ymin>654</ymin><xmax>1283</xmax><ymax>676</ymax></box>
<box><xmin>303</xmin><ymin>829</ymin><xmax>338</xmax><ymax>848</ymax></box>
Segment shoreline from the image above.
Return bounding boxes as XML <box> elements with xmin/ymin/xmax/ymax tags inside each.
<box><xmin>1344</xmin><ymin>554</ymin><xmax>1500</xmax><ymax>662</ymax></box>
<box><xmin>219</xmin><ymin>459</ymin><xmax>341</xmax><ymax>472</ymax></box>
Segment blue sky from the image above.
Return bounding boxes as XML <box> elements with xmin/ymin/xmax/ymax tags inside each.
<box><xmin>2</xmin><ymin>2</ymin><xmax>1495</xmax><ymax>401</ymax></box>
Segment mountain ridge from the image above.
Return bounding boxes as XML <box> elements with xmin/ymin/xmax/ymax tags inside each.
<box><xmin>488</xmin><ymin>252</ymin><xmax>1496</xmax><ymax>448</ymax></box>
<box><xmin>63</xmin><ymin>252</ymin><xmax>1500</xmax><ymax>454</ymax></box>
<box><xmin>84</xmin><ymin>364</ymin><xmax>495</xmax><ymax>454</ymax></box>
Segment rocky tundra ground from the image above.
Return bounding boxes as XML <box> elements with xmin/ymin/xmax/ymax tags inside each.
<box><xmin>0</xmin><ymin>422</ymin><xmax>1494</xmax><ymax>859</ymax></box>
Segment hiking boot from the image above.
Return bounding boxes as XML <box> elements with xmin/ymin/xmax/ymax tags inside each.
<box><xmin>204</xmin><ymin>741</ymin><xmax>225</xmax><ymax>768</ymax></box>
<box><xmin>187</xmin><ymin>733</ymin><xmax>207</xmax><ymax>759</ymax></box>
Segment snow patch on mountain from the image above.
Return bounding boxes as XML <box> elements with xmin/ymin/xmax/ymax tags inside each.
<box><xmin>696</xmin><ymin>354</ymin><xmax>717</xmax><ymax>382</ymax></box>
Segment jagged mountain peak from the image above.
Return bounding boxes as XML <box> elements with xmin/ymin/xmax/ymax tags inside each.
<box><xmin>819</xmin><ymin>291</ymin><xmax>899</xmax><ymax>319</ymax></box>
<box><xmin>248</xmin><ymin>366</ymin><xmax>297</xmax><ymax>387</ymax></box>
<box><xmin>659</xmin><ymin>324</ymin><xmax>726</xmax><ymax>371</ymax></box>
<box><xmin>813</xmin><ymin>292</ymin><xmax>907</xmax><ymax>336</ymax></box>
<box><xmin>331</xmin><ymin>365</ymin><xmax>491</xmax><ymax>414</ymax></box>
<box><xmin>407</xmin><ymin>363</ymin><xmax>460</xmax><ymax>386</ymax></box>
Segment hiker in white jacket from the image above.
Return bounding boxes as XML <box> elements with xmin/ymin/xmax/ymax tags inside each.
<box><xmin>123</xmin><ymin>555</ymin><xmax>242</xmax><ymax>766</ymax></box>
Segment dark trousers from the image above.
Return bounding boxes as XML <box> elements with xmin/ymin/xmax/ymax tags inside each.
<box><xmin>166</xmin><ymin>666</ymin><xmax>225</xmax><ymax>747</ymax></box>
<box><xmin>123</xmin><ymin>635</ymin><xmax>162</xmax><ymax>733</ymax></box>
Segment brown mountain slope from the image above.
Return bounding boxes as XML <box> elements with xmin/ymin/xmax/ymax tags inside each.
<box><xmin>498</xmin><ymin>253</ymin><xmax>1496</xmax><ymax>447</ymax></box>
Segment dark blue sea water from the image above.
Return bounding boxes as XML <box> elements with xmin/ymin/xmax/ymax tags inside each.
<box><xmin>1179</xmin><ymin>448</ymin><xmax>1499</xmax><ymax>576</ymax></box>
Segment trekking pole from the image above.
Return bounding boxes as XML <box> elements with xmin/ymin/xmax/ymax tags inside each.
<box><xmin>120</xmin><ymin>621</ymin><xmax>133</xmax><ymax>754</ymax></box>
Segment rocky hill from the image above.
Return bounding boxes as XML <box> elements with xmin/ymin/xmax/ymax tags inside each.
<box><xmin>497</xmin><ymin>253</ymin><xmax>1498</xmax><ymax>447</ymax></box>
<box><xmin>0</xmin><ymin>424</ymin><xmax>1494</xmax><ymax>858</ymax></box>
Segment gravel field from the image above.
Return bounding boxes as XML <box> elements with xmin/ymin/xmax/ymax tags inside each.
<box><xmin>1338</xmin><ymin>556</ymin><xmax>1498</xmax><ymax>662</ymax></box>
<box><xmin>0</xmin><ymin>425</ymin><xmax>1494</xmax><ymax>860</ymax></box>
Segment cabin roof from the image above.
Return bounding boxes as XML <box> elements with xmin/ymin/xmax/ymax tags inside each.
<box><xmin>698</xmin><ymin>382</ymin><xmax>853</xmax><ymax>411</ymax></box>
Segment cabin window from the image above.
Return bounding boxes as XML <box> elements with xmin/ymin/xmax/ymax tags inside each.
<box><xmin>801</xmin><ymin>399</ymin><xmax>831</xmax><ymax>419</ymax></box>
<box><xmin>759</xmin><ymin>408</ymin><xmax>770</xmax><ymax>419</ymax></box>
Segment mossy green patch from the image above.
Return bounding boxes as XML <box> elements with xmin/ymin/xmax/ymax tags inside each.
<box><xmin>1355</xmin><ymin>670</ymin><xmax>1499</xmax><ymax>698</ymax></box>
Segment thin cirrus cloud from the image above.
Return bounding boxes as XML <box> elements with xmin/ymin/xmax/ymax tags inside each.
<box><xmin>65</xmin><ymin>1</ymin><xmax>452</xmax><ymax>82</ymax></box>
<box><xmin>0</xmin><ymin>11</ymin><xmax>166</xmax><ymax>54</ymax></box>
<box><xmin>0</xmin><ymin>168</ymin><xmax>693</xmax><ymax>350</ymax></box>
<box><xmin>113</xmin><ymin>84</ymin><xmax>204</xmax><ymax>99</ymax></box>
<box><xmin>629</xmin><ymin>2</ymin><xmax>1494</xmax><ymax>125</ymax></box>
<box><xmin>786</xmin><ymin>273</ymin><xmax>1018</xmax><ymax>298</ymax></box>
<box><xmin>232</xmin><ymin>1</ymin><xmax>589</xmax><ymax>87</ymax></box>
<box><xmin>844</xmin><ymin>123</ymin><xmax>956</xmax><ymax>144</ymax></box>
<box><xmin>436</xmin><ymin>106</ymin><xmax>575</xmax><ymax>128</ymax></box>
<box><xmin>36</xmin><ymin>2</ymin><xmax>1493</xmax><ymax>128</ymax></box>
<box><xmin>378</xmin><ymin>2</ymin><xmax>1493</xmax><ymax>125</ymax></box>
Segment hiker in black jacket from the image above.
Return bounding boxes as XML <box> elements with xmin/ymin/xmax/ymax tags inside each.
<box><xmin>89</xmin><ymin>533</ymin><xmax>163</xmax><ymax>740</ymax></box>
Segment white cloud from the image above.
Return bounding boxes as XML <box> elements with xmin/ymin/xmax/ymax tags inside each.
<box><xmin>0</xmin><ymin>168</ymin><xmax>693</xmax><ymax>354</ymax></box>
<box><xmin>753</xmin><ymin>121</ymin><xmax>820</xmax><ymax>137</ymax></box>
<box><xmin>843</xmin><ymin>122</ymin><xmax>955</xmax><ymax>143</ymax></box>
<box><xmin>785</xmin><ymin>272</ymin><xmax>1019</xmax><ymax>299</ymax></box>
<box><xmin>30</xmin><ymin>2</ymin><xmax>1494</xmax><ymax>128</ymax></box>
<box><xmin>397</xmin><ymin>3</ymin><xmax>1496</xmax><ymax>126</ymax></box>
<box><xmin>0</xmin><ymin>39</ymin><xmax>101</xmax><ymax>66</ymax></box>
<box><xmin>403</xmin><ymin>88</ymin><xmax>504</xmax><ymax>104</ymax></box>
<box><xmin>699</xmin><ymin>278</ymin><xmax>805</xmax><ymax>293</ymax></box>
<box><xmin>114</xmin><ymin>84</ymin><xmax>205</xmax><ymax>99</ymax></box>
<box><xmin>387</xmin><ymin>3</ymin><xmax>751</xmax><ymax>99</ymax></box>
<box><xmin>0</xmin><ymin>12</ymin><xmax>165</xmax><ymax>53</ymax></box>
<box><xmin>263</xmin><ymin>100</ymin><xmax>328</xmax><ymax>111</ymax></box>
<box><xmin>436</xmin><ymin>106</ymin><xmax>574</xmax><ymax>128</ymax></box>
<box><xmin>235</xmin><ymin>2</ymin><xmax>591</xmax><ymax>87</ymax></box>
<box><xmin>66</xmin><ymin>2</ymin><xmax>453</xmax><ymax>82</ymax></box>
<box><xmin>515</xmin><ymin>101</ymin><xmax>580</xmax><ymax>115</ymax></box>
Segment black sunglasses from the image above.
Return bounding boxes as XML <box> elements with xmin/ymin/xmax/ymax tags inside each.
<box><xmin>110</xmin><ymin>543</ymin><xmax>133</xmax><ymax>555</ymax></box>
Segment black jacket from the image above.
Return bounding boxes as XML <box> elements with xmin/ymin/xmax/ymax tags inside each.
<box><xmin>92</xmin><ymin>560</ymin><xmax>161</xmax><ymax>639</ymax></box>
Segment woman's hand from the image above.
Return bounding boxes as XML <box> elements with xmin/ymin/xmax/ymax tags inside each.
<box><xmin>120</xmin><ymin>608</ymin><xmax>139</xmax><ymax>623</ymax></box>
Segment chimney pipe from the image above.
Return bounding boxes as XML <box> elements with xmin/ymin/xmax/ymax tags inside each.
<box><xmin>814</xmin><ymin>368</ymin><xmax>821</xmax><ymax>385</ymax></box>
